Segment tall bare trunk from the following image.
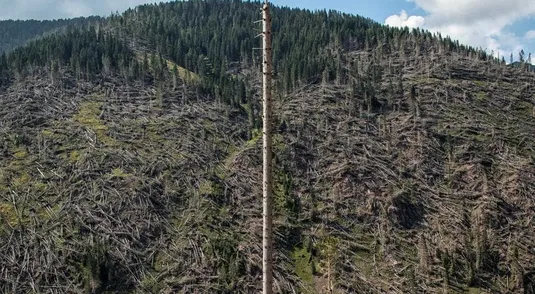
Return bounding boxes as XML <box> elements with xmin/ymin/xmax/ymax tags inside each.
<box><xmin>262</xmin><ymin>2</ymin><xmax>273</xmax><ymax>294</ymax></box>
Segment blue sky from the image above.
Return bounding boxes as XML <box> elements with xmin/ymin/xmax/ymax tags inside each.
<box><xmin>0</xmin><ymin>0</ymin><xmax>533</xmax><ymax>63</ymax></box>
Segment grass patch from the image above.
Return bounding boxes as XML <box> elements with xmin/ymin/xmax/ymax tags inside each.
<box><xmin>198</xmin><ymin>180</ymin><xmax>215</xmax><ymax>195</ymax></box>
<box><xmin>74</xmin><ymin>101</ymin><xmax>106</xmax><ymax>130</ymax></box>
<box><xmin>69</xmin><ymin>150</ymin><xmax>83</xmax><ymax>163</ymax></box>
<box><xmin>0</xmin><ymin>203</ymin><xmax>18</xmax><ymax>227</ymax></box>
<box><xmin>12</xmin><ymin>172</ymin><xmax>31</xmax><ymax>188</ymax></box>
<box><xmin>165</xmin><ymin>59</ymin><xmax>200</xmax><ymax>83</ymax></box>
<box><xmin>12</xmin><ymin>148</ymin><xmax>28</xmax><ymax>159</ymax></box>
<box><xmin>41</xmin><ymin>129</ymin><xmax>54</xmax><ymax>137</ymax></box>
<box><xmin>74</xmin><ymin>101</ymin><xmax>117</xmax><ymax>146</ymax></box>
<box><xmin>135</xmin><ymin>53</ymin><xmax>200</xmax><ymax>83</ymax></box>
<box><xmin>37</xmin><ymin>202</ymin><xmax>62</xmax><ymax>221</ymax></box>
<box><xmin>246</xmin><ymin>129</ymin><xmax>262</xmax><ymax>147</ymax></box>
<box><xmin>34</xmin><ymin>182</ymin><xmax>48</xmax><ymax>191</ymax></box>
<box><xmin>110</xmin><ymin>168</ymin><xmax>130</xmax><ymax>178</ymax></box>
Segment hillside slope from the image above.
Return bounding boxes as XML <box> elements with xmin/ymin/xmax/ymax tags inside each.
<box><xmin>0</xmin><ymin>17</ymin><xmax>101</xmax><ymax>53</ymax></box>
<box><xmin>0</xmin><ymin>1</ymin><xmax>534</xmax><ymax>293</ymax></box>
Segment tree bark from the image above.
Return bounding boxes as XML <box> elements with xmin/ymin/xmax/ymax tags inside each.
<box><xmin>262</xmin><ymin>2</ymin><xmax>274</xmax><ymax>294</ymax></box>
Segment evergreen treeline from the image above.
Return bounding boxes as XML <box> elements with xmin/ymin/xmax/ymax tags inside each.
<box><xmin>0</xmin><ymin>26</ymin><xmax>137</xmax><ymax>85</ymax></box>
<box><xmin>0</xmin><ymin>17</ymin><xmax>101</xmax><ymax>53</ymax></box>
<box><xmin>108</xmin><ymin>0</ymin><xmax>498</xmax><ymax>101</ymax></box>
<box><xmin>0</xmin><ymin>0</ymin><xmax>509</xmax><ymax>98</ymax></box>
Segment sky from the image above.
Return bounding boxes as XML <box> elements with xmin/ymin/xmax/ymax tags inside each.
<box><xmin>0</xmin><ymin>0</ymin><xmax>533</xmax><ymax>63</ymax></box>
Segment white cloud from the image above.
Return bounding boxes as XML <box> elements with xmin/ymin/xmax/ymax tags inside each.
<box><xmin>59</xmin><ymin>0</ymin><xmax>93</xmax><ymax>18</ymax></box>
<box><xmin>385</xmin><ymin>10</ymin><xmax>425</xmax><ymax>29</ymax></box>
<box><xmin>410</xmin><ymin>0</ymin><xmax>535</xmax><ymax>25</ymax></box>
<box><xmin>385</xmin><ymin>0</ymin><xmax>535</xmax><ymax>59</ymax></box>
<box><xmin>526</xmin><ymin>30</ymin><xmax>535</xmax><ymax>40</ymax></box>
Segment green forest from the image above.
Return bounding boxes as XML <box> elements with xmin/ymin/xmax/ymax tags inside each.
<box><xmin>0</xmin><ymin>16</ymin><xmax>101</xmax><ymax>53</ymax></box>
<box><xmin>0</xmin><ymin>1</ymin><xmax>504</xmax><ymax>97</ymax></box>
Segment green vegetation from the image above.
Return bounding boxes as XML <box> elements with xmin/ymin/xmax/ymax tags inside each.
<box><xmin>73</xmin><ymin>100</ymin><xmax>118</xmax><ymax>146</ymax></box>
<box><xmin>0</xmin><ymin>0</ymin><xmax>533</xmax><ymax>293</ymax></box>
<box><xmin>69</xmin><ymin>150</ymin><xmax>83</xmax><ymax>163</ymax></box>
<box><xmin>110</xmin><ymin>168</ymin><xmax>131</xmax><ymax>178</ymax></box>
<box><xmin>0</xmin><ymin>203</ymin><xmax>18</xmax><ymax>227</ymax></box>
<box><xmin>0</xmin><ymin>17</ymin><xmax>101</xmax><ymax>53</ymax></box>
<box><xmin>292</xmin><ymin>244</ymin><xmax>315</xmax><ymax>292</ymax></box>
<box><xmin>1</xmin><ymin>27</ymin><xmax>136</xmax><ymax>85</ymax></box>
<box><xmin>12</xmin><ymin>149</ymin><xmax>27</xmax><ymax>159</ymax></box>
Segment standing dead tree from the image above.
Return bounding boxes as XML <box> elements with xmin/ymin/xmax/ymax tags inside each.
<box><xmin>262</xmin><ymin>1</ymin><xmax>274</xmax><ymax>294</ymax></box>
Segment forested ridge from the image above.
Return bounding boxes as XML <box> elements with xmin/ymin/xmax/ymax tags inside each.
<box><xmin>1</xmin><ymin>0</ymin><xmax>502</xmax><ymax>98</ymax></box>
<box><xmin>0</xmin><ymin>16</ymin><xmax>101</xmax><ymax>53</ymax></box>
<box><xmin>0</xmin><ymin>1</ymin><xmax>534</xmax><ymax>293</ymax></box>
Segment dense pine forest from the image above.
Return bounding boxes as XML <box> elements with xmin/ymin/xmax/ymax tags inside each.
<box><xmin>0</xmin><ymin>1</ymin><xmax>503</xmax><ymax>98</ymax></box>
<box><xmin>0</xmin><ymin>1</ymin><xmax>534</xmax><ymax>293</ymax></box>
<box><xmin>0</xmin><ymin>16</ymin><xmax>101</xmax><ymax>53</ymax></box>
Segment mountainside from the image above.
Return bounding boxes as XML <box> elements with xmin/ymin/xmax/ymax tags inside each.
<box><xmin>0</xmin><ymin>17</ymin><xmax>101</xmax><ymax>53</ymax></box>
<box><xmin>0</xmin><ymin>1</ymin><xmax>534</xmax><ymax>293</ymax></box>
